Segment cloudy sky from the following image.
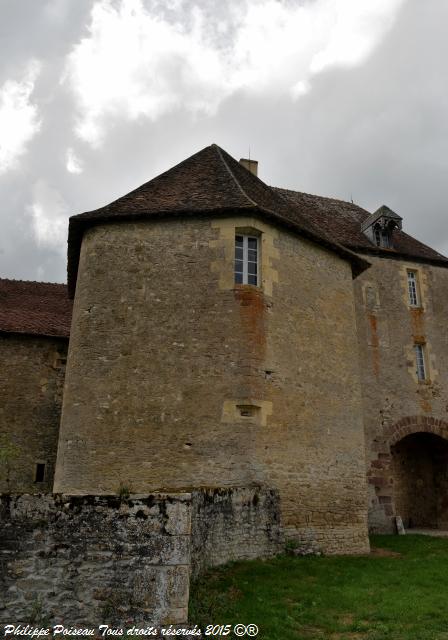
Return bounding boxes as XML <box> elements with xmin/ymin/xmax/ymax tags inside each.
<box><xmin>1</xmin><ymin>0</ymin><xmax>447</xmax><ymax>283</ymax></box>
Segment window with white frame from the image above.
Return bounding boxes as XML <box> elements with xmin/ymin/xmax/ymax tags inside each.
<box><xmin>414</xmin><ymin>344</ymin><xmax>427</xmax><ymax>381</ymax></box>
<box><xmin>407</xmin><ymin>270</ymin><xmax>419</xmax><ymax>307</ymax></box>
<box><xmin>235</xmin><ymin>234</ymin><xmax>259</xmax><ymax>286</ymax></box>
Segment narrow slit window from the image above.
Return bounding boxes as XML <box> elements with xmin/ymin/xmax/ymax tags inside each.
<box><xmin>407</xmin><ymin>271</ymin><xmax>419</xmax><ymax>306</ymax></box>
<box><xmin>414</xmin><ymin>344</ymin><xmax>426</xmax><ymax>381</ymax></box>
<box><xmin>35</xmin><ymin>463</ymin><xmax>45</xmax><ymax>483</ymax></box>
<box><xmin>234</xmin><ymin>234</ymin><xmax>259</xmax><ymax>286</ymax></box>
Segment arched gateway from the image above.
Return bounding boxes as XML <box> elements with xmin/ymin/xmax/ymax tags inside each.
<box><xmin>369</xmin><ymin>416</ymin><xmax>448</xmax><ymax>532</ymax></box>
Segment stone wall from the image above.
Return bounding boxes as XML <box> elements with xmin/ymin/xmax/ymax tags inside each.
<box><xmin>0</xmin><ymin>334</ymin><xmax>67</xmax><ymax>493</ymax></box>
<box><xmin>353</xmin><ymin>256</ymin><xmax>448</xmax><ymax>532</ymax></box>
<box><xmin>0</xmin><ymin>487</ymin><xmax>283</xmax><ymax>627</ymax></box>
<box><xmin>190</xmin><ymin>487</ymin><xmax>283</xmax><ymax>576</ymax></box>
<box><xmin>54</xmin><ymin>216</ymin><xmax>369</xmax><ymax>555</ymax></box>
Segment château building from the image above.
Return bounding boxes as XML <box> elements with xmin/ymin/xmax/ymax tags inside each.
<box><xmin>2</xmin><ymin>144</ymin><xmax>448</xmax><ymax>554</ymax></box>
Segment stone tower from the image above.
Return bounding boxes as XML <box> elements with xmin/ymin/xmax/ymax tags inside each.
<box><xmin>54</xmin><ymin>144</ymin><xmax>370</xmax><ymax>553</ymax></box>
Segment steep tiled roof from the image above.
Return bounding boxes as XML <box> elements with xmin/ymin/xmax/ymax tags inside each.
<box><xmin>67</xmin><ymin>144</ymin><xmax>369</xmax><ymax>296</ymax></box>
<box><xmin>276</xmin><ymin>188</ymin><xmax>448</xmax><ymax>265</ymax></box>
<box><xmin>0</xmin><ymin>279</ymin><xmax>72</xmax><ymax>338</ymax></box>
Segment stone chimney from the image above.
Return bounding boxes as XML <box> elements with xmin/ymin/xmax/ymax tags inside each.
<box><xmin>239</xmin><ymin>158</ymin><xmax>258</xmax><ymax>177</ymax></box>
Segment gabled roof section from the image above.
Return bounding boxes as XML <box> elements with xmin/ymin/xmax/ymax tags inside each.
<box><xmin>276</xmin><ymin>188</ymin><xmax>448</xmax><ymax>266</ymax></box>
<box><xmin>67</xmin><ymin>144</ymin><xmax>369</xmax><ymax>296</ymax></box>
<box><xmin>0</xmin><ymin>279</ymin><xmax>72</xmax><ymax>338</ymax></box>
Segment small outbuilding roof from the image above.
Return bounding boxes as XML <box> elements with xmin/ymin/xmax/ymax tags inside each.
<box><xmin>67</xmin><ymin>144</ymin><xmax>369</xmax><ymax>296</ymax></box>
<box><xmin>0</xmin><ymin>279</ymin><xmax>72</xmax><ymax>338</ymax></box>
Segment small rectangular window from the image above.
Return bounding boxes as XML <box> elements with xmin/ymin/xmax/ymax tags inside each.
<box><xmin>414</xmin><ymin>344</ymin><xmax>426</xmax><ymax>381</ymax></box>
<box><xmin>407</xmin><ymin>271</ymin><xmax>419</xmax><ymax>306</ymax></box>
<box><xmin>234</xmin><ymin>234</ymin><xmax>259</xmax><ymax>286</ymax></box>
<box><xmin>35</xmin><ymin>463</ymin><xmax>45</xmax><ymax>483</ymax></box>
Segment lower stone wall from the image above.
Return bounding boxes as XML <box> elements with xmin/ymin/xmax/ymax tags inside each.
<box><xmin>0</xmin><ymin>487</ymin><xmax>283</xmax><ymax>627</ymax></box>
<box><xmin>287</xmin><ymin>524</ymin><xmax>370</xmax><ymax>555</ymax></box>
<box><xmin>191</xmin><ymin>487</ymin><xmax>284</xmax><ymax>576</ymax></box>
<box><xmin>0</xmin><ymin>493</ymin><xmax>191</xmax><ymax>627</ymax></box>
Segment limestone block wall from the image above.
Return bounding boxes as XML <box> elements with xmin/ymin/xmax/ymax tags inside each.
<box><xmin>0</xmin><ymin>487</ymin><xmax>283</xmax><ymax>626</ymax></box>
<box><xmin>353</xmin><ymin>257</ymin><xmax>448</xmax><ymax>532</ymax></box>
<box><xmin>0</xmin><ymin>334</ymin><xmax>67</xmax><ymax>493</ymax></box>
<box><xmin>54</xmin><ymin>216</ymin><xmax>368</xmax><ymax>554</ymax></box>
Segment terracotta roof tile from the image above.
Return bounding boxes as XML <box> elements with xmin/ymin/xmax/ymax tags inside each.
<box><xmin>0</xmin><ymin>279</ymin><xmax>72</xmax><ymax>338</ymax></box>
<box><xmin>67</xmin><ymin>144</ymin><xmax>369</xmax><ymax>296</ymax></box>
<box><xmin>276</xmin><ymin>188</ymin><xmax>448</xmax><ymax>265</ymax></box>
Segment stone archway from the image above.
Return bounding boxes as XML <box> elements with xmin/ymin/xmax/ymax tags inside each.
<box><xmin>388</xmin><ymin>416</ymin><xmax>448</xmax><ymax>448</ymax></box>
<box><xmin>368</xmin><ymin>416</ymin><xmax>448</xmax><ymax>532</ymax></box>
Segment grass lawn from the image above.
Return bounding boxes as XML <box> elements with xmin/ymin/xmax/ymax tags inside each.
<box><xmin>189</xmin><ymin>535</ymin><xmax>448</xmax><ymax>640</ymax></box>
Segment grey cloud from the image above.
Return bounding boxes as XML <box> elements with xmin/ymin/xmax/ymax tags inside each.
<box><xmin>1</xmin><ymin>0</ymin><xmax>448</xmax><ymax>283</ymax></box>
<box><xmin>0</xmin><ymin>0</ymin><xmax>92</xmax><ymax>82</ymax></box>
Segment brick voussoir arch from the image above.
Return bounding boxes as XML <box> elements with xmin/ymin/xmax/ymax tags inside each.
<box><xmin>388</xmin><ymin>416</ymin><xmax>448</xmax><ymax>447</ymax></box>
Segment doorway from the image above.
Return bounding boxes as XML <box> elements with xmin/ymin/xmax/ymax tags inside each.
<box><xmin>391</xmin><ymin>432</ymin><xmax>448</xmax><ymax>529</ymax></box>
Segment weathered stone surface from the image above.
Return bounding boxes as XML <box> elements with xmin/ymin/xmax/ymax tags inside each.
<box><xmin>190</xmin><ymin>487</ymin><xmax>284</xmax><ymax>576</ymax></box>
<box><xmin>0</xmin><ymin>487</ymin><xmax>283</xmax><ymax>626</ymax></box>
<box><xmin>0</xmin><ymin>335</ymin><xmax>67</xmax><ymax>493</ymax></box>
<box><xmin>0</xmin><ymin>493</ymin><xmax>191</xmax><ymax>626</ymax></box>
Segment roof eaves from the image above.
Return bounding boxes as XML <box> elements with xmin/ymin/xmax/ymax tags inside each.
<box><xmin>350</xmin><ymin>245</ymin><xmax>448</xmax><ymax>268</ymax></box>
<box><xmin>0</xmin><ymin>329</ymin><xmax>70</xmax><ymax>339</ymax></box>
<box><xmin>68</xmin><ymin>199</ymin><xmax>370</xmax><ymax>298</ymax></box>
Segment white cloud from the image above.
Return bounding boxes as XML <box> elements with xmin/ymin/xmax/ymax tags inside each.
<box><xmin>66</xmin><ymin>147</ymin><xmax>84</xmax><ymax>174</ymax></box>
<box><xmin>27</xmin><ymin>180</ymin><xmax>68</xmax><ymax>250</ymax></box>
<box><xmin>309</xmin><ymin>0</ymin><xmax>406</xmax><ymax>74</ymax></box>
<box><xmin>64</xmin><ymin>0</ymin><xmax>406</xmax><ymax>147</ymax></box>
<box><xmin>0</xmin><ymin>61</ymin><xmax>41</xmax><ymax>173</ymax></box>
<box><xmin>291</xmin><ymin>80</ymin><xmax>310</xmax><ymax>100</ymax></box>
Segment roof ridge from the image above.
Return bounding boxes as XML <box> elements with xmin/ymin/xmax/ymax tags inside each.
<box><xmin>215</xmin><ymin>146</ymin><xmax>321</xmax><ymax>225</ymax></box>
<box><xmin>213</xmin><ymin>144</ymin><xmax>259</xmax><ymax>209</ymax></box>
